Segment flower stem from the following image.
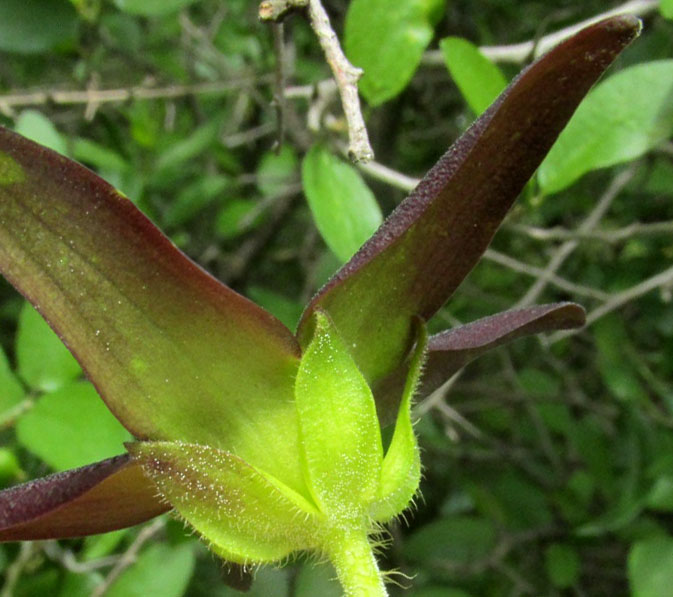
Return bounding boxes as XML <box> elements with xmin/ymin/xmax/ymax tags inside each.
<box><xmin>326</xmin><ymin>526</ymin><xmax>388</xmax><ymax>597</ymax></box>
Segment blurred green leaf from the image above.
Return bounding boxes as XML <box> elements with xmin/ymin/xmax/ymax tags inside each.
<box><xmin>539</xmin><ymin>60</ymin><xmax>673</xmax><ymax>194</ymax></box>
<box><xmin>225</xmin><ymin>567</ymin><xmax>289</xmax><ymax>597</ymax></box>
<box><xmin>662</xmin><ymin>0</ymin><xmax>673</xmax><ymax>19</ymax></box>
<box><xmin>302</xmin><ymin>145</ymin><xmax>382</xmax><ymax>262</ymax></box>
<box><xmin>404</xmin><ymin>516</ymin><xmax>497</xmax><ymax>565</ymax></box>
<box><xmin>257</xmin><ymin>146</ymin><xmax>298</xmax><ymax>196</ymax></box>
<box><xmin>215</xmin><ymin>198</ymin><xmax>258</xmax><ymax>239</ymax></box>
<box><xmin>105</xmin><ymin>542</ymin><xmax>195</xmax><ymax>597</ymax></box>
<box><xmin>247</xmin><ymin>287</ymin><xmax>303</xmax><ymax>331</ymax></box>
<box><xmin>16</xmin><ymin>302</ymin><xmax>81</xmax><ymax>393</ymax></box>
<box><xmin>545</xmin><ymin>543</ymin><xmax>580</xmax><ymax>588</ymax></box>
<box><xmin>345</xmin><ymin>0</ymin><xmax>443</xmax><ymax>105</ymax></box>
<box><xmin>646</xmin><ymin>476</ymin><xmax>673</xmax><ymax>511</ymax></box>
<box><xmin>411</xmin><ymin>589</ymin><xmax>473</xmax><ymax>597</ymax></box>
<box><xmin>629</xmin><ymin>536</ymin><xmax>673</xmax><ymax>597</ymax></box>
<box><xmin>16</xmin><ymin>380</ymin><xmax>131</xmax><ymax>471</ymax></box>
<box><xmin>517</xmin><ymin>367</ymin><xmax>560</xmax><ymax>398</ymax></box>
<box><xmin>15</xmin><ymin>569</ymin><xmax>60</xmax><ymax>597</ymax></box>
<box><xmin>492</xmin><ymin>470</ymin><xmax>553</xmax><ymax>530</ymax></box>
<box><xmin>0</xmin><ymin>0</ymin><xmax>78</xmax><ymax>54</ymax></box>
<box><xmin>577</xmin><ymin>418</ymin><xmax>646</xmax><ymax>536</ymax></box>
<box><xmin>0</xmin><ymin>344</ymin><xmax>25</xmax><ymax>424</ymax></box>
<box><xmin>57</xmin><ymin>572</ymin><xmax>101</xmax><ymax>597</ymax></box>
<box><xmin>594</xmin><ymin>315</ymin><xmax>649</xmax><ymax>403</ymax></box>
<box><xmin>295</xmin><ymin>561</ymin><xmax>341</xmax><ymax>597</ymax></box>
<box><xmin>82</xmin><ymin>529</ymin><xmax>129</xmax><ymax>561</ymax></box>
<box><xmin>113</xmin><ymin>0</ymin><xmax>200</xmax><ymax>16</ymax></box>
<box><xmin>73</xmin><ymin>137</ymin><xmax>129</xmax><ymax>174</ymax></box>
<box><xmin>15</xmin><ymin>111</ymin><xmax>67</xmax><ymax>155</ymax></box>
<box><xmin>439</xmin><ymin>37</ymin><xmax>507</xmax><ymax>115</ymax></box>
<box><xmin>0</xmin><ymin>448</ymin><xmax>22</xmax><ymax>484</ymax></box>
<box><xmin>155</xmin><ymin>120</ymin><xmax>221</xmax><ymax>174</ymax></box>
<box><xmin>164</xmin><ymin>175</ymin><xmax>229</xmax><ymax>228</ymax></box>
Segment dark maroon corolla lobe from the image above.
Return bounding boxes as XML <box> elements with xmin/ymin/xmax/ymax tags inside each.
<box><xmin>419</xmin><ymin>302</ymin><xmax>585</xmax><ymax>396</ymax></box>
<box><xmin>374</xmin><ymin>303</ymin><xmax>585</xmax><ymax>424</ymax></box>
<box><xmin>0</xmin><ymin>455</ymin><xmax>169</xmax><ymax>541</ymax></box>
<box><xmin>298</xmin><ymin>16</ymin><xmax>640</xmax><ymax>399</ymax></box>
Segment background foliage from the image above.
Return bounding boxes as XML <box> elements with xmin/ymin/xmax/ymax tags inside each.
<box><xmin>0</xmin><ymin>1</ymin><xmax>672</xmax><ymax>595</ymax></box>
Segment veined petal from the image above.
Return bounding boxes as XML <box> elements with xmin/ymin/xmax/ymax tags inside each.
<box><xmin>0</xmin><ymin>128</ymin><xmax>305</xmax><ymax>492</ymax></box>
<box><xmin>0</xmin><ymin>455</ymin><xmax>168</xmax><ymax>541</ymax></box>
<box><xmin>298</xmin><ymin>16</ymin><xmax>640</xmax><ymax>404</ymax></box>
<box><xmin>375</xmin><ymin>303</ymin><xmax>585</xmax><ymax>419</ymax></box>
<box><xmin>128</xmin><ymin>441</ymin><xmax>322</xmax><ymax>565</ymax></box>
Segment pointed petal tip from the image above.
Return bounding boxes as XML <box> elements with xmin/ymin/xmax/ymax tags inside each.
<box><xmin>603</xmin><ymin>14</ymin><xmax>642</xmax><ymax>36</ymax></box>
<box><xmin>551</xmin><ymin>301</ymin><xmax>586</xmax><ymax>329</ymax></box>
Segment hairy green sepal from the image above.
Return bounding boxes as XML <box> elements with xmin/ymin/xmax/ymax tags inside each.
<box><xmin>128</xmin><ymin>441</ymin><xmax>320</xmax><ymax>564</ymax></box>
<box><xmin>130</xmin><ymin>312</ymin><xmax>424</xmax><ymax>595</ymax></box>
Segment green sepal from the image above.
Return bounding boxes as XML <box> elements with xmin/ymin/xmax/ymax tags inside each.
<box><xmin>295</xmin><ymin>311</ymin><xmax>383</xmax><ymax>520</ymax></box>
<box><xmin>127</xmin><ymin>441</ymin><xmax>321</xmax><ymax>564</ymax></box>
<box><xmin>371</xmin><ymin>318</ymin><xmax>426</xmax><ymax>522</ymax></box>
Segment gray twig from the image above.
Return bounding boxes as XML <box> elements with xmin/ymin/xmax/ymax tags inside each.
<box><xmin>548</xmin><ymin>264</ymin><xmax>673</xmax><ymax>344</ymax></box>
<box><xmin>0</xmin><ymin>79</ymin><xmax>269</xmax><ymax>118</ymax></box>
<box><xmin>89</xmin><ymin>519</ymin><xmax>165</xmax><ymax>597</ymax></box>
<box><xmin>423</xmin><ymin>0</ymin><xmax>657</xmax><ymax>65</ymax></box>
<box><xmin>305</xmin><ymin>0</ymin><xmax>373</xmax><ymax>162</ymax></box>
<box><xmin>514</xmin><ymin>166</ymin><xmax>636</xmax><ymax>308</ymax></box>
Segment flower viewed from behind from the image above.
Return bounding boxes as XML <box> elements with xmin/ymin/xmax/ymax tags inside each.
<box><xmin>0</xmin><ymin>16</ymin><xmax>640</xmax><ymax>596</ymax></box>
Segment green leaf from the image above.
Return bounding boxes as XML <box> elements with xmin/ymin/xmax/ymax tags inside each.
<box><xmin>16</xmin><ymin>381</ymin><xmax>131</xmax><ymax>471</ymax></box>
<box><xmin>404</xmin><ymin>516</ymin><xmax>497</xmax><ymax>565</ymax></box>
<box><xmin>72</xmin><ymin>138</ymin><xmax>129</xmax><ymax>175</ymax></box>
<box><xmin>539</xmin><ymin>60</ymin><xmax>673</xmax><ymax>195</ymax></box>
<box><xmin>594</xmin><ymin>315</ymin><xmax>648</xmax><ymax>403</ymax></box>
<box><xmin>0</xmin><ymin>344</ymin><xmax>25</xmax><ymax>424</ymax></box>
<box><xmin>0</xmin><ymin>127</ymin><xmax>304</xmax><ymax>495</ymax></box>
<box><xmin>113</xmin><ymin>0</ymin><xmax>200</xmax><ymax>17</ymax></box>
<box><xmin>15</xmin><ymin>112</ymin><xmax>68</xmax><ymax>156</ymax></box>
<box><xmin>661</xmin><ymin>0</ymin><xmax>673</xmax><ymax>19</ymax></box>
<box><xmin>16</xmin><ymin>302</ymin><xmax>81</xmax><ymax>393</ymax></box>
<box><xmin>257</xmin><ymin>147</ymin><xmax>298</xmax><ymax>197</ymax></box>
<box><xmin>302</xmin><ymin>146</ymin><xmax>382</xmax><ymax>263</ymax></box>
<box><xmin>344</xmin><ymin>0</ymin><xmax>442</xmax><ymax>105</ymax></box>
<box><xmin>0</xmin><ymin>0</ymin><xmax>78</xmax><ymax>54</ymax></box>
<box><xmin>295</xmin><ymin>311</ymin><xmax>382</xmax><ymax>517</ymax></box>
<box><xmin>230</xmin><ymin>568</ymin><xmax>289</xmax><ymax>597</ymax></box>
<box><xmin>545</xmin><ymin>543</ymin><xmax>580</xmax><ymax>588</ymax></box>
<box><xmin>155</xmin><ymin>120</ymin><xmax>221</xmax><ymax>174</ymax></box>
<box><xmin>439</xmin><ymin>37</ymin><xmax>507</xmax><ymax>115</ymax></box>
<box><xmin>128</xmin><ymin>441</ymin><xmax>320</xmax><ymax>564</ymax></box>
<box><xmin>629</xmin><ymin>536</ymin><xmax>673</xmax><ymax>597</ymax></box>
<box><xmin>247</xmin><ymin>287</ymin><xmax>303</xmax><ymax>331</ymax></box>
<box><xmin>215</xmin><ymin>198</ymin><xmax>259</xmax><ymax>239</ymax></box>
<box><xmin>295</xmin><ymin>562</ymin><xmax>342</xmax><ymax>597</ymax></box>
<box><xmin>164</xmin><ymin>175</ymin><xmax>229</xmax><ymax>228</ymax></box>
<box><xmin>105</xmin><ymin>542</ymin><xmax>196</xmax><ymax>597</ymax></box>
<box><xmin>0</xmin><ymin>448</ymin><xmax>22</xmax><ymax>484</ymax></box>
<box><xmin>57</xmin><ymin>572</ymin><xmax>101</xmax><ymax>597</ymax></box>
<box><xmin>82</xmin><ymin>529</ymin><xmax>129</xmax><ymax>561</ymax></box>
<box><xmin>647</xmin><ymin>476</ymin><xmax>673</xmax><ymax>512</ymax></box>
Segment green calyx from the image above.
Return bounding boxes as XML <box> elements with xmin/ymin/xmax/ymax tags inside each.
<box><xmin>131</xmin><ymin>310</ymin><xmax>426</xmax><ymax>595</ymax></box>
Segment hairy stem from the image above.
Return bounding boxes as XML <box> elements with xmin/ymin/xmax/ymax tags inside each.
<box><xmin>326</xmin><ymin>526</ymin><xmax>388</xmax><ymax>597</ymax></box>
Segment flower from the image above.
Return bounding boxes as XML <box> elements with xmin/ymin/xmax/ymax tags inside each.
<box><xmin>0</xmin><ymin>16</ymin><xmax>639</xmax><ymax>596</ymax></box>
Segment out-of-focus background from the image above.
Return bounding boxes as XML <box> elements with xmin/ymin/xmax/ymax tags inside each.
<box><xmin>0</xmin><ymin>1</ymin><xmax>672</xmax><ymax>595</ymax></box>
